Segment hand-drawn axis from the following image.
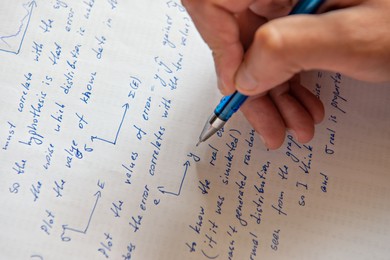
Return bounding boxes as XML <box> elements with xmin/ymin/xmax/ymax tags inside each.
<box><xmin>0</xmin><ymin>1</ymin><xmax>37</xmax><ymax>54</ymax></box>
<box><xmin>60</xmin><ymin>190</ymin><xmax>102</xmax><ymax>242</ymax></box>
<box><xmin>158</xmin><ymin>161</ymin><xmax>190</xmax><ymax>196</ymax></box>
<box><xmin>91</xmin><ymin>103</ymin><xmax>129</xmax><ymax>145</ymax></box>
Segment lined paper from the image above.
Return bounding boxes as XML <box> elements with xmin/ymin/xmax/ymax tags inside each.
<box><xmin>1</xmin><ymin>1</ymin><xmax>389</xmax><ymax>259</ymax></box>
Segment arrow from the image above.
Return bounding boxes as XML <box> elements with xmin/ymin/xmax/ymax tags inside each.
<box><xmin>91</xmin><ymin>103</ymin><xmax>129</xmax><ymax>145</ymax></box>
<box><xmin>158</xmin><ymin>161</ymin><xmax>190</xmax><ymax>196</ymax></box>
<box><xmin>0</xmin><ymin>1</ymin><xmax>37</xmax><ymax>54</ymax></box>
<box><xmin>29</xmin><ymin>0</ymin><xmax>38</xmax><ymax>8</ymax></box>
<box><xmin>60</xmin><ymin>190</ymin><xmax>102</xmax><ymax>241</ymax></box>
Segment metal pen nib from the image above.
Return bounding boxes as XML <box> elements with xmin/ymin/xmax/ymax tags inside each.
<box><xmin>197</xmin><ymin>113</ymin><xmax>226</xmax><ymax>146</ymax></box>
<box><xmin>197</xmin><ymin>92</ymin><xmax>247</xmax><ymax>146</ymax></box>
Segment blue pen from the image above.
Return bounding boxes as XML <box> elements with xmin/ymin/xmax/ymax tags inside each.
<box><xmin>197</xmin><ymin>0</ymin><xmax>326</xmax><ymax>145</ymax></box>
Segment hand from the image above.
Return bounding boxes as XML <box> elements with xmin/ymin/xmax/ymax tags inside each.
<box><xmin>182</xmin><ymin>0</ymin><xmax>390</xmax><ymax>149</ymax></box>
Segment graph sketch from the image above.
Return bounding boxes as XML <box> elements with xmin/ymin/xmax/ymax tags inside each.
<box><xmin>0</xmin><ymin>1</ymin><xmax>36</xmax><ymax>54</ymax></box>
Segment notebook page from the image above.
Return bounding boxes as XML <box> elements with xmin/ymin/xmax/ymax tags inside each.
<box><xmin>0</xmin><ymin>1</ymin><xmax>389</xmax><ymax>259</ymax></box>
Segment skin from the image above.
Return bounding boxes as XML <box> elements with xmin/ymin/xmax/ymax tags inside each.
<box><xmin>181</xmin><ymin>0</ymin><xmax>390</xmax><ymax>149</ymax></box>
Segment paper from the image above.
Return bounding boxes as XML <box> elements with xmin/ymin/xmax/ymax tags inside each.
<box><xmin>1</xmin><ymin>1</ymin><xmax>390</xmax><ymax>259</ymax></box>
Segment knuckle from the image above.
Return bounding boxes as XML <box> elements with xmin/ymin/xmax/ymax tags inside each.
<box><xmin>254</xmin><ymin>23</ymin><xmax>287</xmax><ymax>59</ymax></box>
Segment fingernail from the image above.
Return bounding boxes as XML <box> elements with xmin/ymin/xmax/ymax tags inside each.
<box><xmin>258</xmin><ymin>134</ymin><xmax>268</xmax><ymax>148</ymax></box>
<box><xmin>287</xmin><ymin>129</ymin><xmax>299</xmax><ymax>142</ymax></box>
<box><xmin>236</xmin><ymin>67</ymin><xmax>258</xmax><ymax>91</ymax></box>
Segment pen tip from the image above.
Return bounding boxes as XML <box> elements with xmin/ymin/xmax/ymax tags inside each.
<box><xmin>196</xmin><ymin>140</ymin><xmax>201</xmax><ymax>147</ymax></box>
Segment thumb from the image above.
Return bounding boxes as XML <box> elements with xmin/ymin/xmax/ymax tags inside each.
<box><xmin>234</xmin><ymin>7</ymin><xmax>384</xmax><ymax>95</ymax></box>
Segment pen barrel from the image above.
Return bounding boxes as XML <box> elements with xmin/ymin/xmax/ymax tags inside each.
<box><xmin>214</xmin><ymin>92</ymin><xmax>248</xmax><ymax>121</ymax></box>
<box><xmin>290</xmin><ymin>0</ymin><xmax>325</xmax><ymax>14</ymax></box>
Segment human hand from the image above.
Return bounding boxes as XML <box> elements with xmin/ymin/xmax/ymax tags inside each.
<box><xmin>182</xmin><ymin>0</ymin><xmax>390</xmax><ymax>149</ymax></box>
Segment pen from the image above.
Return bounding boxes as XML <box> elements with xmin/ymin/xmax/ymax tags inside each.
<box><xmin>197</xmin><ymin>0</ymin><xmax>326</xmax><ymax>146</ymax></box>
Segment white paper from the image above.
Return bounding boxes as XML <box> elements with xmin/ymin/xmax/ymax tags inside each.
<box><xmin>1</xmin><ymin>1</ymin><xmax>390</xmax><ymax>259</ymax></box>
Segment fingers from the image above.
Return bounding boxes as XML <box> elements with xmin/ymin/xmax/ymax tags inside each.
<box><xmin>269</xmin><ymin>80</ymin><xmax>324</xmax><ymax>143</ymax></box>
<box><xmin>240</xmin><ymin>80</ymin><xmax>324</xmax><ymax>149</ymax></box>
<box><xmin>182</xmin><ymin>0</ymin><xmax>298</xmax><ymax>94</ymax></box>
<box><xmin>181</xmin><ymin>0</ymin><xmax>253</xmax><ymax>94</ymax></box>
<box><xmin>289</xmin><ymin>77</ymin><xmax>324</xmax><ymax>124</ymax></box>
<box><xmin>240</xmin><ymin>93</ymin><xmax>286</xmax><ymax>149</ymax></box>
<box><xmin>235</xmin><ymin>4</ymin><xmax>390</xmax><ymax>96</ymax></box>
